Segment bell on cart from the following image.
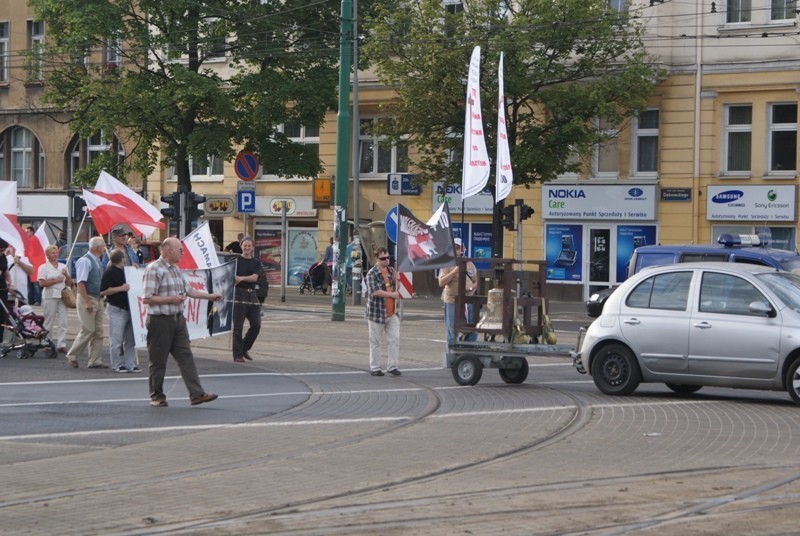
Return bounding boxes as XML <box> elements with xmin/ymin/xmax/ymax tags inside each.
<box><xmin>476</xmin><ymin>287</ymin><xmax>515</xmax><ymax>331</ymax></box>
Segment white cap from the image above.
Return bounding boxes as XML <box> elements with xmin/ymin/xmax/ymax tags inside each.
<box><xmin>19</xmin><ymin>305</ymin><xmax>33</xmax><ymax>316</ymax></box>
<box><xmin>454</xmin><ymin>238</ymin><xmax>463</xmax><ymax>246</ymax></box>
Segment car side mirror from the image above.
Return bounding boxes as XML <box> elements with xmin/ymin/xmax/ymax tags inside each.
<box><xmin>749</xmin><ymin>301</ymin><xmax>776</xmax><ymax>318</ymax></box>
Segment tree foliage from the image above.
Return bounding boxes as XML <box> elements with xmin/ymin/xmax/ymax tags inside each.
<box><xmin>362</xmin><ymin>0</ymin><xmax>664</xmax><ymax>188</ymax></box>
<box><xmin>28</xmin><ymin>0</ymin><xmax>343</xmax><ymax>188</ymax></box>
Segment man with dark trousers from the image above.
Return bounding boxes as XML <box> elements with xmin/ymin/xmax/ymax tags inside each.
<box><xmin>142</xmin><ymin>237</ymin><xmax>221</xmax><ymax>407</ymax></box>
<box><xmin>232</xmin><ymin>237</ymin><xmax>263</xmax><ymax>363</ymax></box>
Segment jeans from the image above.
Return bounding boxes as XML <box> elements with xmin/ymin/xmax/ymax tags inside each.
<box><xmin>368</xmin><ymin>315</ymin><xmax>400</xmax><ymax>372</ymax></box>
<box><xmin>444</xmin><ymin>302</ymin><xmax>477</xmax><ymax>347</ymax></box>
<box><xmin>107</xmin><ymin>305</ymin><xmax>136</xmax><ymax>370</ymax></box>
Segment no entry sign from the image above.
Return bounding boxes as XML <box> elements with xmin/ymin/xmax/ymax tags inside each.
<box><xmin>235</xmin><ymin>151</ymin><xmax>260</xmax><ymax>181</ymax></box>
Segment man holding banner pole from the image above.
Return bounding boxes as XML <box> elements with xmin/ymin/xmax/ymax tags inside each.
<box><xmin>365</xmin><ymin>246</ymin><xmax>402</xmax><ymax>377</ymax></box>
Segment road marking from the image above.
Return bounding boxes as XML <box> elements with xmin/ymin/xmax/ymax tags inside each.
<box><xmin>0</xmin><ymin>399</ymin><xmax>724</xmax><ymax>441</ymax></box>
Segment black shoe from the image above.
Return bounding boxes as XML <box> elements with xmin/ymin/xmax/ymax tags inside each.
<box><xmin>370</xmin><ymin>370</ymin><xmax>384</xmax><ymax>376</ymax></box>
<box><xmin>387</xmin><ymin>369</ymin><xmax>402</xmax><ymax>376</ymax></box>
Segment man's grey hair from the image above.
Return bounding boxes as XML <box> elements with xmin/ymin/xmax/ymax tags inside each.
<box><xmin>89</xmin><ymin>236</ymin><xmax>106</xmax><ymax>251</ymax></box>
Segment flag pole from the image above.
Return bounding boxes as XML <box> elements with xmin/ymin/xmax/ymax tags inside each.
<box><xmin>66</xmin><ymin>209</ymin><xmax>89</xmax><ymax>263</ymax></box>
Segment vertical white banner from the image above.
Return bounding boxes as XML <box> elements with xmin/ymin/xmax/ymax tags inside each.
<box><xmin>495</xmin><ymin>52</ymin><xmax>512</xmax><ymax>203</ymax></box>
<box><xmin>461</xmin><ymin>46</ymin><xmax>490</xmax><ymax>200</ymax></box>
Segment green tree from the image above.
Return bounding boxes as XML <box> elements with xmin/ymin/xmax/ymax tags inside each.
<box><xmin>28</xmin><ymin>0</ymin><xmax>343</xmax><ymax>189</ymax></box>
<box><xmin>362</xmin><ymin>0</ymin><xmax>663</xmax><ymax>188</ymax></box>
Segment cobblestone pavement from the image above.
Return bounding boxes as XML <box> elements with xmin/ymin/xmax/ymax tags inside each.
<box><xmin>2</xmin><ymin>294</ymin><xmax>800</xmax><ymax>535</ymax></box>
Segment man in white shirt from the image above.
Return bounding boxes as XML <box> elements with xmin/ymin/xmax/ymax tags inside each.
<box><xmin>5</xmin><ymin>245</ymin><xmax>32</xmax><ymax>303</ymax></box>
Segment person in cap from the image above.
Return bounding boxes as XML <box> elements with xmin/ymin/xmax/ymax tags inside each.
<box><xmin>438</xmin><ymin>237</ymin><xmax>478</xmax><ymax>348</ymax></box>
<box><xmin>110</xmin><ymin>226</ymin><xmax>143</xmax><ymax>267</ymax></box>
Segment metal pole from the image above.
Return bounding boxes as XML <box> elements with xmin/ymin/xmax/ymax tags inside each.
<box><xmin>280</xmin><ymin>202</ymin><xmax>287</xmax><ymax>303</ymax></box>
<box><xmin>351</xmin><ymin>0</ymin><xmax>361</xmax><ymax>306</ymax></box>
<box><xmin>332</xmin><ymin>0</ymin><xmax>353</xmax><ymax>321</ymax></box>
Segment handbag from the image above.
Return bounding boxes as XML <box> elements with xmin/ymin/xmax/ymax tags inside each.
<box><xmin>61</xmin><ymin>286</ymin><xmax>77</xmax><ymax>308</ymax></box>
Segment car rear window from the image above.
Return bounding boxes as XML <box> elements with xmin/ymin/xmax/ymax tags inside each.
<box><xmin>632</xmin><ymin>252</ymin><xmax>676</xmax><ymax>275</ymax></box>
<box><xmin>679</xmin><ymin>253</ymin><xmax>727</xmax><ymax>263</ymax></box>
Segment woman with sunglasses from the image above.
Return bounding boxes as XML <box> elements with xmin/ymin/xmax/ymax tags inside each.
<box><xmin>364</xmin><ymin>247</ymin><xmax>402</xmax><ymax>377</ymax></box>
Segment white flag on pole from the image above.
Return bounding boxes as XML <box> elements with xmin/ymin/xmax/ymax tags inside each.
<box><xmin>495</xmin><ymin>52</ymin><xmax>513</xmax><ymax>203</ymax></box>
<box><xmin>461</xmin><ymin>46</ymin><xmax>490</xmax><ymax>200</ymax></box>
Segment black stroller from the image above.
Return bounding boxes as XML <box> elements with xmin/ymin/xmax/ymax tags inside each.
<box><xmin>298</xmin><ymin>261</ymin><xmax>331</xmax><ymax>295</ymax></box>
<box><xmin>0</xmin><ymin>292</ymin><xmax>57</xmax><ymax>359</ymax></box>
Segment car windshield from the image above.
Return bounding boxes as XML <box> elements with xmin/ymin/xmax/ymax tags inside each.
<box><xmin>778</xmin><ymin>258</ymin><xmax>800</xmax><ymax>275</ymax></box>
<box><xmin>758</xmin><ymin>271</ymin><xmax>800</xmax><ymax>311</ymax></box>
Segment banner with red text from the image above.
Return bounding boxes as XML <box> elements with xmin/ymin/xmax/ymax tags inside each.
<box><xmin>125</xmin><ymin>261</ymin><xmax>236</xmax><ymax>348</ymax></box>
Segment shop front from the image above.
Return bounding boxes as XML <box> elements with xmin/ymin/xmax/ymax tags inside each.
<box><xmin>541</xmin><ymin>184</ymin><xmax>658</xmax><ymax>301</ymax></box>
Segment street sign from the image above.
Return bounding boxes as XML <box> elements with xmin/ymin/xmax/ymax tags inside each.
<box><xmin>385</xmin><ymin>206</ymin><xmax>398</xmax><ymax>243</ymax></box>
<box><xmin>237</xmin><ymin>190</ymin><xmax>255</xmax><ymax>213</ymax></box>
<box><xmin>387</xmin><ymin>174</ymin><xmax>421</xmax><ymax>196</ymax></box>
<box><xmin>234</xmin><ymin>151</ymin><xmax>260</xmax><ymax>181</ymax></box>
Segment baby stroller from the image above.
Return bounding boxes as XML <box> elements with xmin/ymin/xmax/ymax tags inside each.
<box><xmin>298</xmin><ymin>261</ymin><xmax>331</xmax><ymax>295</ymax></box>
<box><xmin>0</xmin><ymin>295</ymin><xmax>57</xmax><ymax>359</ymax></box>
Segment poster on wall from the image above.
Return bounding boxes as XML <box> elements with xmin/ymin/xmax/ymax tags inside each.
<box><xmin>616</xmin><ymin>225</ymin><xmax>657</xmax><ymax>282</ymax></box>
<box><xmin>451</xmin><ymin>223</ymin><xmax>493</xmax><ymax>271</ymax></box>
<box><xmin>287</xmin><ymin>229</ymin><xmax>318</xmax><ymax>285</ymax></box>
<box><xmin>254</xmin><ymin>228</ymin><xmax>282</xmax><ymax>285</ymax></box>
<box><xmin>545</xmin><ymin>224</ymin><xmax>583</xmax><ymax>282</ymax></box>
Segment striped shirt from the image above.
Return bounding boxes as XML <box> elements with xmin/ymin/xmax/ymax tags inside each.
<box><xmin>142</xmin><ymin>257</ymin><xmax>187</xmax><ymax>315</ymax></box>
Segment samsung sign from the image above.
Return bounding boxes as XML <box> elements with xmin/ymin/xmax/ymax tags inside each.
<box><xmin>707</xmin><ymin>185</ymin><xmax>795</xmax><ymax>221</ymax></box>
<box><xmin>542</xmin><ymin>185</ymin><xmax>656</xmax><ymax>220</ymax></box>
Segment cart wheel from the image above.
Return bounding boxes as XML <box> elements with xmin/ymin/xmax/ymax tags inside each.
<box><xmin>46</xmin><ymin>341</ymin><xmax>57</xmax><ymax>359</ymax></box>
<box><xmin>15</xmin><ymin>347</ymin><xmax>29</xmax><ymax>360</ymax></box>
<box><xmin>452</xmin><ymin>355</ymin><xmax>483</xmax><ymax>386</ymax></box>
<box><xmin>499</xmin><ymin>359</ymin><xmax>529</xmax><ymax>384</ymax></box>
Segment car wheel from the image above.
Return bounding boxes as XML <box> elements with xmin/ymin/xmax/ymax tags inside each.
<box><xmin>785</xmin><ymin>359</ymin><xmax>800</xmax><ymax>405</ymax></box>
<box><xmin>665</xmin><ymin>383</ymin><xmax>702</xmax><ymax>394</ymax></box>
<box><xmin>499</xmin><ymin>358</ymin><xmax>529</xmax><ymax>384</ymax></box>
<box><xmin>452</xmin><ymin>355</ymin><xmax>483</xmax><ymax>386</ymax></box>
<box><xmin>590</xmin><ymin>343</ymin><xmax>641</xmax><ymax>396</ymax></box>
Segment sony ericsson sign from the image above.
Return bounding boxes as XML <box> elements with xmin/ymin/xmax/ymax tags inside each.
<box><xmin>707</xmin><ymin>185</ymin><xmax>795</xmax><ymax>221</ymax></box>
<box><xmin>542</xmin><ymin>185</ymin><xmax>656</xmax><ymax>220</ymax></box>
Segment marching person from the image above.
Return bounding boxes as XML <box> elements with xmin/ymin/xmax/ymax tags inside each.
<box><xmin>37</xmin><ymin>244</ymin><xmax>72</xmax><ymax>353</ymax></box>
<box><xmin>438</xmin><ymin>237</ymin><xmax>478</xmax><ymax>347</ymax></box>
<box><xmin>109</xmin><ymin>225</ymin><xmax>142</xmax><ymax>266</ymax></box>
<box><xmin>65</xmin><ymin>236</ymin><xmax>108</xmax><ymax>369</ymax></box>
<box><xmin>232</xmin><ymin>237</ymin><xmax>263</xmax><ymax>363</ymax></box>
<box><xmin>142</xmin><ymin>237</ymin><xmax>220</xmax><ymax>407</ymax></box>
<box><xmin>364</xmin><ymin>246</ymin><xmax>402</xmax><ymax>377</ymax></box>
<box><xmin>101</xmin><ymin>249</ymin><xmax>138</xmax><ymax>373</ymax></box>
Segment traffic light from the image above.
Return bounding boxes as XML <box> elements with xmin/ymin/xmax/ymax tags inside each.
<box><xmin>500</xmin><ymin>204</ymin><xmax>516</xmax><ymax>231</ymax></box>
<box><xmin>519</xmin><ymin>204</ymin><xmax>534</xmax><ymax>221</ymax></box>
<box><xmin>160</xmin><ymin>193</ymin><xmax>178</xmax><ymax>219</ymax></box>
<box><xmin>186</xmin><ymin>191</ymin><xmax>206</xmax><ymax>224</ymax></box>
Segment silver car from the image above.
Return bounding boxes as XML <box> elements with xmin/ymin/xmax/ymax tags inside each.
<box><xmin>574</xmin><ymin>262</ymin><xmax>800</xmax><ymax>405</ymax></box>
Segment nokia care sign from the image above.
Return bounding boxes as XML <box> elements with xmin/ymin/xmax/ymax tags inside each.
<box><xmin>541</xmin><ymin>185</ymin><xmax>656</xmax><ymax>220</ymax></box>
<box><xmin>707</xmin><ymin>185</ymin><xmax>796</xmax><ymax>221</ymax></box>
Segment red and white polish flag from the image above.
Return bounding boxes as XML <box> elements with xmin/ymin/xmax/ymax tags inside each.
<box><xmin>27</xmin><ymin>222</ymin><xmax>50</xmax><ymax>282</ymax></box>
<box><xmin>83</xmin><ymin>171</ymin><xmax>165</xmax><ymax>238</ymax></box>
<box><xmin>0</xmin><ymin>181</ymin><xmax>30</xmax><ymax>256</ymax></box>
<box><xmin>178</xmin><ymin>221</ymin><xmax>220</xmax><ymax>270</ymax></box>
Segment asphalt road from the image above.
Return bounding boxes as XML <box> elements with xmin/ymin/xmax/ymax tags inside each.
<box><xmin>2</xmin><ymin>296</ymin><xmax>800</xmax><ymax>535</ymax></box>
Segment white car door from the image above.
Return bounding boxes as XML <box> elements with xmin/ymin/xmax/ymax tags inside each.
<box><xmin>619</xmin><ymin>270</ymin><xmax>694</xmax><ymax>375</ymax></box>
<box><xmin>688</xmin><ymin>270</ymin><xmax>780</xmax><ymax>379</ymax></box>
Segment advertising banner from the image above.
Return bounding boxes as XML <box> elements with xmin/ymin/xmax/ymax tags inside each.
<box><xmin>545</xmin><ymin>224</ymin><xmax>583</xmax><ymax>282</ymax></box>
<box><xmin>616</xmin><ymin>225</ymin><xmax>657</xmax><ymax>282</ymax></box>
<box><xmin>706</xmin><ymin>185</ymin><xmax>795</xmax><ymax>221</ymax></box>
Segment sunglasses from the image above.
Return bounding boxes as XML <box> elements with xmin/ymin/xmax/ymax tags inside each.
<box><xmin>378</xmin><ymin>256</ymin><xmax>390</xmax><ymax>261</ymax></box>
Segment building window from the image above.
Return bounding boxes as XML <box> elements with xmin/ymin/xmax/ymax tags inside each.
<box><xmin>0</xmin><ymin>22</ymin><xmax>8</xmax><ymax>84</ymax></box>
<box><xmin>9</xmin><ymin>127</ymin><xmax>43</xmax><ymax>188</ymax></box>
<box><xmin>609</xmin><ymin>0</ymin><xmax>628</xmax><ymax>12</ymax></box>
<box><xmin>69</xmin><ymin>131</ymin><xmax>125</xmax><ymax>181</ymax></box>
<box><xmin>632</xmin><ymin>109</ymin><xmax>658</xmax><ymax>175</ymax></box>
<box><xmin>359</xmin><ymin>119</ymin><xmax>408</xmax><ymax>176</ymax></box>
<box><xmin>727</xmin><ymin>0</ymin><xmax>751</xmax><ymax>23</ymax></box>
<box><xmin>444</xmin><ymin>0</ymin><xmax>463</xmax><ymax>15</ymax></box>
<box><xmin>591</xmin><ymin>118</ymin><xmax>619</xmax><ymax>179</ymax></box>
<box><xmin>203</xmin><ymin>18</ymin><xmax>226</xmax><ymax>61</ymax></box>
<box><xmin>768</xmin><ymin>103</ymin><xmax>797</xmax><ymax>173</ymax></box>
<box><xmin>723</xmin><ymin>104</ymin><xmax>751</xmax><ymax>173</ymax></box>
<box><xmin>104</xmin><ymin>31</ymin><xmax>121</xmax><ymax>69</ymax></box>
<box><xmin>261</xmin><ymin>121</ymin><xmax>320</xmax><ymax>178</ymax></box>
<box><xmin>27</xmin><ymin>20</ymin><xmax>45</xmax><ymax>81</ymax></box>
<box><xmin>771</xmin><ymin>0</ymin><xmax>797</xmax><ymax>20</ymax></box>
<box><xmin>191</xmin><ymin>155</ymin><xmax>224</xmax><ymax>177</ymax></box>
